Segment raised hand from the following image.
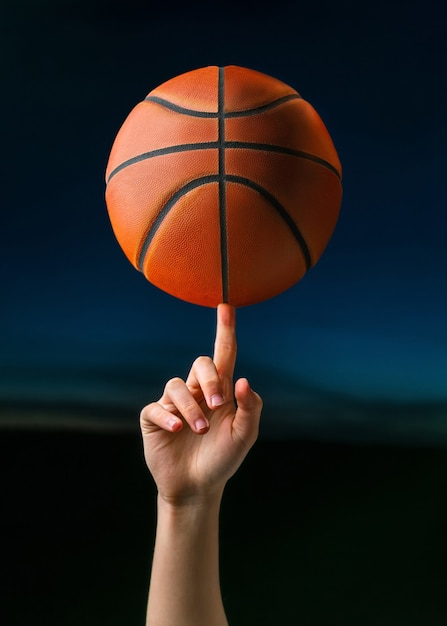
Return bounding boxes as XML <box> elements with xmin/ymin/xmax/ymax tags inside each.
<box><xmin>140</xmin><ymin>303</ymin><xmax>263</xmax><ymax>504</ymax></box>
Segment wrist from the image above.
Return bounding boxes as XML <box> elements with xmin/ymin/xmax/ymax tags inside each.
<box><xmin>155</xmin><ymin>490</ymin><xmax>223</xmax><ymax>547</ymax></box>
<box><xmin>157</xmin><ymin>488</ymin><xmax>224</xmax><ymax>514</ymax></box>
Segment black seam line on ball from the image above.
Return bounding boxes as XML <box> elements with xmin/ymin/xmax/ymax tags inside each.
<box><xmin>143</xmin><ymin>93</ymin><xmax>301</xmax><ymax>118</ymax></box>
<box><xmin>145</xmin><ymin>96</ymin><xmax>217</xmax><ymax>117</ymax></box>
<box><xmin>106</xmin><ymin>142</ymin><xmax>219</xmax><ymax>183</ymax></box>
<box><xmin>218</xmin><ymin>67</ymin><xmax>229</xmax><ymax>303</ymax></box>
<box><xmin>106</xmin><ymin>141</ymin><xmax>341</xmax><ymax>185</ymax></box>
<box><xmin>225</xmin><ymin>94</ymin><xmax>301</xmax><ymax>117</ymax></box>
<box><xmin>225</xmin><ymin>142</ymin><xmax>342</xmax><ymax>180</ymax></box>
<box><xmin>136</xmin><ymin>173</ymin><xmax>312</xmax><ymax>274</ymax></box>
<box><xmin>137</xmin><ymin>175</ymin><xmax>220</xmax><ymax>271</ymax></box>
<box><xmin>226</xmin><ymin>174</ymin><xmax>312</xmax><ymax>270</ymax></box>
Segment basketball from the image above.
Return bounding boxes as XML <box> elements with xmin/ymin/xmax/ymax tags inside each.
<box><xmin>105</xmin><ymin>65</ymin><xmax>342</xmax><ymax>307</ymax></box>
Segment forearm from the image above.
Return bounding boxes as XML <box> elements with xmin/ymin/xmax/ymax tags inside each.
<box><xmin>146</xmin><ymin>491</ymin><xmax>229</xmax><ymax>626</ymax></box>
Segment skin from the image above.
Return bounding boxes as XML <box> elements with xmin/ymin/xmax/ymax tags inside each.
<box><xmin>140</xmin><ymin>303</ymin><xmax>263</xmax><ymax>626</ymax></box>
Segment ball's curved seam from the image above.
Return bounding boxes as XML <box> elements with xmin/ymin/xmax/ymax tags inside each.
<box><xmin>136</xmin><ymin>175</ymin><xmax>312</xmax><ymax>274</ymax></box>
<box><xmin>106</xmin><ymin>142</ymin><xmax>341</xmax><ymax>185</ymax></box>
<box><xmin>144</xmin><ymin>93</ymin><xmax>302</xmax><ymax>118</ymax></box>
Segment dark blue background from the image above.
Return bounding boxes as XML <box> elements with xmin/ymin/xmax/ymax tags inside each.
<box><xmin>2</xmin><ymin>0</ymin><xmax>446</xmax><ymax>444</ymax></box>
<box><xmin>2</xmin><ymin>3</ymin><xmax>447</xmax><ymax>625</ymax></box>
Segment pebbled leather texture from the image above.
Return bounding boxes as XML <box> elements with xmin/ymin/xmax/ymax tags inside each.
<box><xmin>105</xmin><ymin>65</ymin><xmax>342</xmax><ymax>307</ymax></box>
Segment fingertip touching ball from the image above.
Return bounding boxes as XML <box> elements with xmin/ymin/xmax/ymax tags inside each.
<box><xmin>105</xmin><ymin>65</ymin><xmax>342</xmax><ymax>307</ymax></box>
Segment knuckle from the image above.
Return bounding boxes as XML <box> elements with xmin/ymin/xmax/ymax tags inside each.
<box><xmin>182</xmin><ymin>400</ymin><xmax>201</xmax><ymax>417</ymax></box>
<box><xmin>165</xmin><ymin>376</ymin><xmax>184</xmax><ymax>391</ymax></box>
<box><xmin>215</xmin><ymin>337</ymin><xmax>236</xmax><ymax>352</ymax></box>
<box><xmin>193</xmin><ymin>355</ymin><xmax>213</xmax><ymax>368</ymax></box>
<box><xmin>140</xmin><ymin>402</ymin><xmax>158</xmax><ymax>424</ymax></box>
<box><xmin>203</xmin><ymin>377</ymin><xmax>220</xmax><ymax>389</ymax></box>
<box><xmin>192</xmin><ymin>356</ymin><xmax>221</xmax><ymax>390</ymax></box>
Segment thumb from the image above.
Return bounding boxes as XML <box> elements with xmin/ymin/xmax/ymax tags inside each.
<box><xmin>233</xmin><ymin>378</ymin><xmax>263</xmax><ymax>446</ymax></box>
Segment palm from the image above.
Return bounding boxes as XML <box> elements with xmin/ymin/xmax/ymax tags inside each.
<box><xmin>143</xmin><ymin>391</ymin><xmax>244</xmax><ymax>499</ymax></box>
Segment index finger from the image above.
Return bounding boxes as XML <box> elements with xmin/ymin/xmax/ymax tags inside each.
<box><xmin>213</xmin><ymin>303</ymin><xmax>237</xmax><ymax>381</ymax></box>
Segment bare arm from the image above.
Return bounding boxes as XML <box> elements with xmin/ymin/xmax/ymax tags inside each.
<box><xmin>140</xmin><ymin>304</ymin><xmax>262</xmax><ymax>626</ymax></box>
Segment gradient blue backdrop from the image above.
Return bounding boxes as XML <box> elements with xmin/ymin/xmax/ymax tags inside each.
<box><xmin>2</xmin><ymin>0</ymin><xmax>446</xmax><ymax>445</ymax></box>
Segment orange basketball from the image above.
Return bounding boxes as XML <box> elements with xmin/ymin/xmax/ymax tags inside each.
<box><xmin>105</xmin><ymin>65</ymin><xmax>342</xmax><ymax>307</ymax></box>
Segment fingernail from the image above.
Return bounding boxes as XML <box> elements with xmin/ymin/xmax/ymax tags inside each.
<box><xmin>211</xmin><ymin>393</ymin><xmax>225</xmax><ymax>408</ymax></box>
<box><xmin>168</xmin><ymin>417</ymin><xmax>181</xmax><ymax>431</ymax></box>
<box><xmin>194</xmin><ymin>417</ymin><xmax>209</xmax><ymax>432</ymax></box>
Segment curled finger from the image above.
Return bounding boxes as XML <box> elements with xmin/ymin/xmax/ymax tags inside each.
<box><xmin>186</xmin><ymin>355</ymin><xmax>226</xmax><ymax>410</ymax></box>
<box><xmin>140</xmin><ymin>401</ymin><xmax>183</xmax><ymax>434</ymax></box>
<box><xmin>162</xmin><ymin>377</ymin><xmax>210</xmax><ymax>434</ymax></box>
